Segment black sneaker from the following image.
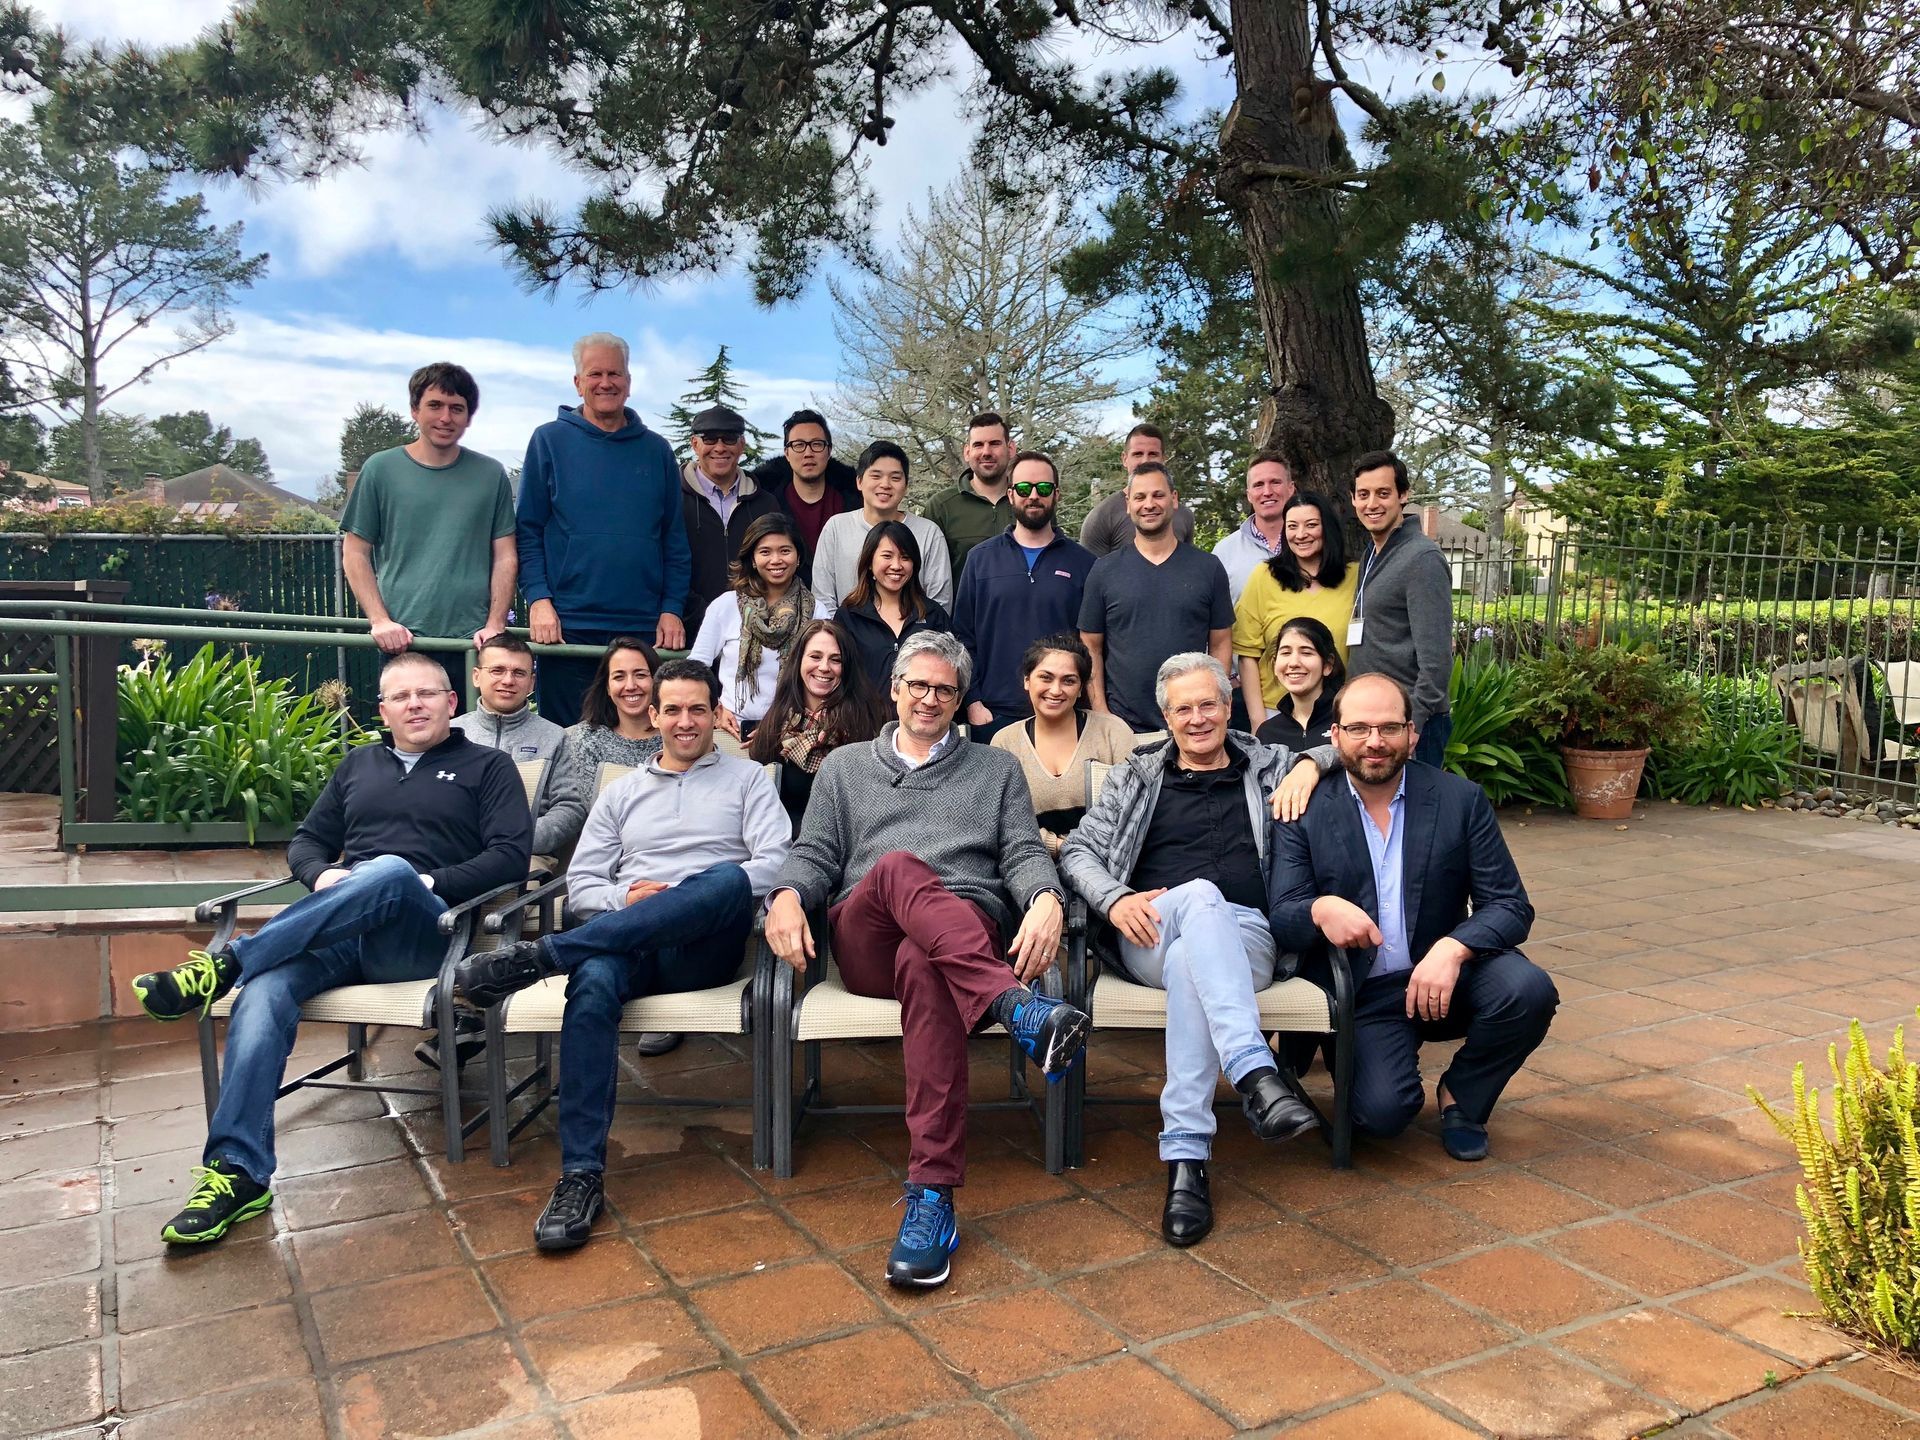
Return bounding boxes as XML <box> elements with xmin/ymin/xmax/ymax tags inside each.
<box><xmin>132</xmin><ymin>948</ymin><xmax>238</xmax><ymax>1021</ymax></box>
<box><xmin>634</xmin><ymin>1032</ymin><xmax>683</xmax><ymax>1057</ymax></box>
<box><xmin>160</xmin><ymin>1160</ymin><xmax>272</xmax><ymax>1245</ymax></box>
<box><xmin>1007</xmin><ymin>992</ymin><xmax>1090</xmax><ymax>1081</ymax></box>
<box><xmin>453</xmin><ymin>939</ymin><xmax>552</xmax><ymax>1009</ymax></box>
<box><xmin>534</xmin><ymin>1171</ymin><xmax>604</xmax><ymax>1251</ymax></box>
<box><xmin>414</xmin><ymin>1014</ymin><xmax>487</xmax><ymax>1072</ymax></box>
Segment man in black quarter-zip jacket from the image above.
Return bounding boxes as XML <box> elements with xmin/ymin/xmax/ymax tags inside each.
<box><xmin>130</xmin><ymin>651</ymin><xmax>531</xmax><ymax>1247</ymax></box>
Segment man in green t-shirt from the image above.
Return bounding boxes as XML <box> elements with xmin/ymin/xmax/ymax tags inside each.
<box><xmin>341</xmin><ymin>363</ymin><xmax>517</xmax><ymax>651</ymax></box>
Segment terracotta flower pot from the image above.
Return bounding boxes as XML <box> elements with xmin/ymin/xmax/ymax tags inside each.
<box><xmin>1560</xmin><ymin>745</ymin><xmax>1649</xmax><ymax>820</ymax></box>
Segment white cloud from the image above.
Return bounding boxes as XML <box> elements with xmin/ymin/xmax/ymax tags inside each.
<box><xmin>37</xmin><ymin>0</ymin><xmax>230</xmax><ymax>47</ymax></box>
<box><xmin>94</xmin><ymin>313</ymin><xmax>832</xmax><ymax>496</ymax></box>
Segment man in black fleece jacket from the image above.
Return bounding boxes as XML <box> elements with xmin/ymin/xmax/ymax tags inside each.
<box><xmin>131</xmin><ymin>652</ymin><xmax>531</xmax><ymax>1246</ymax></box>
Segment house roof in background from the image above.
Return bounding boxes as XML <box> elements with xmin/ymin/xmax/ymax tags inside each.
<box><xmin>162</xmin><ymin>464</ymin><xmax>318</xmax><ymax>513</ymax></box>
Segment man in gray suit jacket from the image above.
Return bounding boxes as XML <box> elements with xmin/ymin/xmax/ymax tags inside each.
<box><xmin>1268</xmin><ymin>673</ymin><xmax>1556</xmax><ymax>1162</ymax></box>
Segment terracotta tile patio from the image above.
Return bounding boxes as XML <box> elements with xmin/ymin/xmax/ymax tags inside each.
<box><xmin>4</xmin><ymin>801</ymin><xmax>1920</xmax><ymax>1437</ymax></box>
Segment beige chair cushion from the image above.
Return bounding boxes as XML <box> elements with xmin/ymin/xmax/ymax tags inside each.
<box><xmin>1131</xmin><ymin>730</ymin><xmax>1167</xmax><ymax>750</ymax></box>
<box><xmin>793</xmin><ymin>962</ymin><xmax>1009</xmax><ymax>1042</ymax></box>
<box><xmin>207</xmin><ymin>978</ymin><xmax>439</xmax><ymax>1027</ymax></box>
<box><xmin>1089</xmin><ymin>972</ymin><xmax>1331</xmax><ymax>1032</ymax></box>
<box><xmin>499</xmin><ymin>945</ymin><xmax>758</xmax><ymax>1036</ymax></box>
<box><xmin>515</xmin><ymin>758</ymin><xmax>546</xmax><ymax>808</ymax></box>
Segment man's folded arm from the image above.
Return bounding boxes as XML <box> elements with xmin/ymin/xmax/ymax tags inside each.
<box><xmin>286</xmin><ymin>766</ymin><xmax>350</xmax><ymax>891</ymax></box>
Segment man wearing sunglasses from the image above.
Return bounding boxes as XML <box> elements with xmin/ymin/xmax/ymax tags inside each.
<box><xmin>951</xmin><ymin>450</ymin><xmax>1095</xmax><ymax>742</ymax></box>
<box><xmin>680</xmin><ymin>402</ymin><xmax>783</xmax><ymax>634</ymax></box>
<box><xmin>765</xmin><ymin>629</ymin><xmax>1091</xmax><ymax>1291</ymax></box>
<box><xmin>923</xmin><ymin>410</ymin><xmax>1016</xmax><ymax>577</ymax></box>
<box><xmin>1269</xmin><ymin>673</ymin><xmax>1555</xmax><ymax>1165</ymax></box>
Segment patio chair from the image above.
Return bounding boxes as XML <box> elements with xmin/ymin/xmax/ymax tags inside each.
<box><xmin>1060</xmin><ymin>759</ymin><xmax>1356</xmax><ymax>1169</ymax></box>
<box><xmin>473</xmin><ymin>760</ymin><xmax>781</xmax><ymax>1169</ymax></box>
<box><xmin>1770</xmin><ymin>659</ymin><xmax>1920</xmax><ymax>771</ymax></box>
<box><xmin>768</xmin><ymin>907</ymin><xmax>1071</xmax><ymax>1179</ymax></box>
<box><xmin>193</xmin><ymin>758</ymin><xmax>552</xmax><ymax>1165</ymax></box>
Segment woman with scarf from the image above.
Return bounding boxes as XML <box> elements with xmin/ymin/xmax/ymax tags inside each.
<box><xmin>747</xmin><ymin>618</ymin><xmax>889</xmax><ymax>828</ymax></box>
<box><xmin>689</xmin><ymin>512</ymin><xmax>827</xmax><ymax>739</ymax></box>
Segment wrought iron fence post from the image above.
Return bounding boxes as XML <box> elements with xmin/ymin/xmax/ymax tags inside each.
<box><xmin>1543</xmin><ymin>536</ymin><xmax>1569</xmax><ymax>642</ymax></box>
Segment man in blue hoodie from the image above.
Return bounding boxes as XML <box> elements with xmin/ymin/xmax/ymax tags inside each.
<box><xmin>518</xmin><ymin>333</ymin><xmax>692</xmax><ymax>726</ymax></box>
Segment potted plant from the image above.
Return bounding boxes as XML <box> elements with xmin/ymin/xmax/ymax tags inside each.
<box><xmin>1513</xmin><ymin>643</ymin><xmax>1702</xmax><ymax>819</ymax></box>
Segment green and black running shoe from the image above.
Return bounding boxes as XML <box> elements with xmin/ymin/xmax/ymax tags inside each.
<box><xmin>160</xmin><ymin>1160</ymin><xmax>272</xmax><ymax>1246</ymax></box>
<box><xmin>132</xmin><ymin>948</ymin><xmax>238</xmax><ymax>1021</ymax></box>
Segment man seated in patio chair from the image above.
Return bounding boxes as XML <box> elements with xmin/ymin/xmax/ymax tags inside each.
<box><xmin>1268</xmin><ymin>673</ymin><xmax>1555</xmax><ymax>1164</ymax></box>
<box><xmin>450</xmin><ymin>658</ymin><xmax>791</xmax><ymax>1251</ymax></box>
<box><xmin>1059</xmin><ymin>652</ymin><xmax>1338</xmax><ymax>1248</ymax></box>
<box><xmin>764</xmin><ymin>630</ymin><xmax>1092</xmax><ymax>1290</ymax></box>
<box><xmin>130</xmin><ymin>651</ymin><xmax>532</xmax><ymax>1245</ymax></box>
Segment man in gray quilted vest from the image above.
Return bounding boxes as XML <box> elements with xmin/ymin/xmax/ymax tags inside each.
<box><xmin>1060</xmin><ymin>653</ymin><xmax>1338</xmax><ymax>1248</ymax></box>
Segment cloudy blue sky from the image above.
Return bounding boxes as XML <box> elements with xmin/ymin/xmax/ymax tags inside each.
<box><xmin>37</xmin><ymin>4</ymin><xmax>1467</xmax><ymax>497</ymax></box>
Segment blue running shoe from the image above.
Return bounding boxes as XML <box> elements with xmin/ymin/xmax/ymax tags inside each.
<box><xmin>1008</xmin><ymin>992</ymin><xmax>1090</xmax><ymax>1082</ymax></box>
<box><xmin>887</xmin><ymin>1185</ymin><xmax>959</xmax><ymax>1288</ymax></box>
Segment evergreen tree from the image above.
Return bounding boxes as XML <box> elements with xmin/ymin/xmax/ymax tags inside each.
<box><xmin>666</xmin><ymin>346</ymin><xmax>773</xmax><ymax>462</ymax></box>
<box><xmin>320</xmin><ymin>402</ymin><xmax>414</xmax><ymax>509</ymax></box>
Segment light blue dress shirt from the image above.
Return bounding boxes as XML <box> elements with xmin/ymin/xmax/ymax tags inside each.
<box><xmin>1347</xmin><ymin>773</ymin><xmax>1410</xmax><ymax>977</ymax></box>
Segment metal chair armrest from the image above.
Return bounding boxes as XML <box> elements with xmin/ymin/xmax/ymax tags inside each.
<box><xmin>195</xmin><ymin>873</ymin><xmax>297</xmax><ymax>924</ymax></box>
<box><xmin>481</xmin><ymin>871</ymin><xmax>571</xmax><ymax>935</ymax></box>
<box><xmin>437</xmin><ymin>872</ymin><xmax>545</xmax><ymax>936</ymax></box>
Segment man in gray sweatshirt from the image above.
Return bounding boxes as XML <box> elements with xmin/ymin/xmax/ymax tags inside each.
<box><xmin>765</xmin><ymin>630</ymin><xmax>1091</xmax><ymax>1291</ymax></box>
<box><xmin>453</xmin><ymin>658</ymin><xmax>790</xmax><ymax>1251</ymax></box>
<box><xmin>450</xmin><ymin>633</ymin><xmax>566</xmax><ymax>763</ymax></box>
<box><xmin>1347</xmin><ymin>450</ymin><xmax>1455</xmax><ymax>767</ymax></box>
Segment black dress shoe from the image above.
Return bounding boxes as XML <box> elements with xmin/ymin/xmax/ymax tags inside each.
<box><xmin>1161</xmin><ymin>1160</ymin><xmax>1213</xmax><ymax>1247</ymax></box>
<box><xmin>1240</xmin><ymin>1068</ymin><xmax>1321</xmax><ymax>1143</ymax></box>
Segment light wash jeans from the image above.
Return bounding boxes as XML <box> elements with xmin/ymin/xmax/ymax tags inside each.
<box><xmin>206</xmin><ymin>855</ymin><xmax>447</xmax><ymax>1183</ymax></box>
<box><xmin>1115</xmin><ymin>878</ymin><xmax>1277</xmax><ymax>1162</ymax></box>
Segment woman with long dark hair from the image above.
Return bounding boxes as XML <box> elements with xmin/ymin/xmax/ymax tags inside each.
<box><xmin>531</xmin><ymin>637</ymin><xmax>663</xmax><ymax>857</ymax></box>
<box><xmin>689</xmin><ymin>512</ymin><xmax>825</xmax><ymax>738</ymax></box>
<box><xmin>1232</xmin><ymin>491</ymin><xmax>1359</xmax><ymax>729</ymax></box>
<box><xmin>990</xmin><ymin>633</ymin><xmax>1137</xmax><ymax>856</ymax></box>
<box><xmin>834</xmin><ymin>519</ymin><xmax>952</xmax><ymax>694</ymax></box>
<box><xmin>1253</xmin><ymin>616</ymin><xmax>1346</xmax><ymax>752</ymax></box>
<box><xmin>747</xmin><ymin>619</ymin><xmax>888</xmax><ymax>827</ymax></box>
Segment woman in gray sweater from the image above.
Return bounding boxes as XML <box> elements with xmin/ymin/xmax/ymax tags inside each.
<box><xmin>532</xmin><ymin>637</ymin><xmax>664</xmax><ymax>858</ymax></box>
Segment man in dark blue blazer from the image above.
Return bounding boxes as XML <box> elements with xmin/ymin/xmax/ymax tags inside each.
<box><xmin>1268</xmin><ymin>674</ymin><xmax>1556</xmax><ymax>1160</ymax></box>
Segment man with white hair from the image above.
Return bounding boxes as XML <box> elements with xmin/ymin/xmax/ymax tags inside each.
<box><xmin>1061</xmin><ymin>653</ymin><xmax>1336</xmax><ymax>1248</ymax></box>
<box><xmin>765</xmin><ymin>629</ymin><xmax>1091</xmax><ymax>1291</ymax></box>
<box><xmin>517</xmin><ymin>332</ymin><xmax>692</xmax><ymax>726</ymax></box>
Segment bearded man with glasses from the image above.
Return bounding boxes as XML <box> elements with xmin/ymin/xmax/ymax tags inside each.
<box><xmin>951</xmin><ymin>450</ymin><xmax>1096</xmax><ymax>743</ymax></box>
<box><xmin>129</xmin><ymin>652</ymin><xmax>532</xmax><ymax>1246</ymax></box>
<box><xmin>1269</xmin><ymin>673</ymin><xmax>1556</xmax><ymax>1165</ymax></box>
<box><xmin>765</xmin><ymin>629</ymin><xmax>1092</xmax><ymax>1290</ymax></box>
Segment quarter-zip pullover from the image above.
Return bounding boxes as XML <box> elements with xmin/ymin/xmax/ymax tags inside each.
<box><xmin>949</xmin><ymin>526</ymin><xmax>1095</xmax><ymax>716</ymax></box>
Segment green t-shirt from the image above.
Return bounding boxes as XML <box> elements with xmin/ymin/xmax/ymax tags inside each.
<box><xmin>340</xmin><ymin>445</ymin><xmax>515</xmax><ymax>639</ymax></box>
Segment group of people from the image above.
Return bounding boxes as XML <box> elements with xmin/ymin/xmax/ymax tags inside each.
<box><xmin>124</xmin><ymin>341</ymin><xmax>1554</xmax><ymax>1296</ymax></box>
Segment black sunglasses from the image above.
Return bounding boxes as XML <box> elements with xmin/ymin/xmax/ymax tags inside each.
<box><xmin>695</xmin><ymin>430</ymin><xmax>744</xmax><ymax>444</ymax></box>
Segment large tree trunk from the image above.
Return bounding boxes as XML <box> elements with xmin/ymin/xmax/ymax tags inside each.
<box><xmin>1221</xmin><ymin>0</ymin><xmax>1395</xmax><ymax>495</ymax></box>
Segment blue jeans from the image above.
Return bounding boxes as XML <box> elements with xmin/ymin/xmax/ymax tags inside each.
<box><xmin>1114</xmin><ymin>879</ymin><xmax>1279</xmax><ymax>1162</ymax></box>
<box><xmin>207</xmin><ymin>855</ymin><xmax>447</xmax><ymax>1183</ymax></box>
<box><xmin>1414</xmin><ymin>712</ymin><xmax>1452</xmax><ymax>769</ymax></box>
<box><xmin>551</xmin><ymin>863</ymin><xmax>755</xmax><ymax>1173</ymax></box>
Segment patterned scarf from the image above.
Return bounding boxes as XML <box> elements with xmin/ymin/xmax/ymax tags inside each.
<box><xmin>780</xmin><ymin>707</ymin><xmax>834</xmax><ymax>773</ymax></box>
<box><xmin>738</xmin><ymin>584</ymin><xmax>813</xmax><ymax>702</ymax></box>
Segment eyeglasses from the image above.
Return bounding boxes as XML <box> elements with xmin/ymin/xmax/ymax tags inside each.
<box><xmin>1337</xmin><ymin>722</ymin><xmax>1411</xmax><ymax>739</ymax></box>
<box><xmin>1010</xmin><ymin>480</ymin><xmax>1055</xmax><ymax>498</ymax></box>
<box><xmin>1166</xmin><ymin>700</ymin><xmax>1225</xmax><ymax>722</ymax></box>
<box><xmin>695</xmin><ymin>430</ymin><xmax>743</xmax><ymax>445</ymax></box>
<box><xmin>902</xmin><ymin>679</ymin><xmax>960</xmax><ymax>703</ymax></box>
<box><xmin>478</xmin><ymin>666</ymin><xmax>531</xmax><ymax>679</ymax></box>
<box><xmin>379</xmin><ymin>688</ymin><xmax>451</xmax><ymax>705</ymax></box>
<box><xmin>786</xmin><ymin>438</ymin><xmax>829</xmax><ymax>454</ymax></box>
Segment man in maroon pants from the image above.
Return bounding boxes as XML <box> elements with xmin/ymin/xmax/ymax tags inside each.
<box><xmin>766</xmin><ymin>630</ymin><xmax>1090</xmax><ymax>1289</ymax></box>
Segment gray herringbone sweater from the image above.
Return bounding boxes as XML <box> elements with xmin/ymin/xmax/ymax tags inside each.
<box><xmin>774</xmin><ymin>723</ymin><xmax>1059</xmax><ymax>935</ymax></box>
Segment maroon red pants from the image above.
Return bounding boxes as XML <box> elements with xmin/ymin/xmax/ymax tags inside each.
<box><xmin>828</xmin><ymin>851</ymin><xmax>1020</xmax><ymax>1186</ymax></box>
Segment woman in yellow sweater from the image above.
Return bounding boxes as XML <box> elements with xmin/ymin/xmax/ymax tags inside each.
<box><xmin>1232</xmin><ymin>491</ymin><xmax>1359</xmax><ymax>731</ymax></box>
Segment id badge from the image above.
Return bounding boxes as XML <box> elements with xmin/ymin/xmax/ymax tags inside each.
<box><xmin>1346</xmin><ymin>618</ymin><xmax>1364</xmax><ymax>647</ymax></box>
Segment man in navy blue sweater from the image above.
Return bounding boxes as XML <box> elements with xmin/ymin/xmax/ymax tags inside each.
<box><xmin>131</xmin><ymin>651</ymin><xmax>532</xmax><ymax>1245</ymax></box>
<box><xmin>517</xmin><ymin>332</ymin><xmax>692</xmax><ymax>724</ymax></box>
<box><xmin>951</xmin><ymin>451</ymin><xmax>1095</xmax><ymax>742</ymax></box>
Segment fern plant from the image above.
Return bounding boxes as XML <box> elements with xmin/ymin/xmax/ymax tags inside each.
<box><xmin>1445</xmin><ymin>656</ymin><xmax>1572</xmax><ymax>808</ymax></box>
<box><xmin>1752</xmin><ymin>1017</ymin><xmax>1920</xmax><ymax>1355</ymax></box>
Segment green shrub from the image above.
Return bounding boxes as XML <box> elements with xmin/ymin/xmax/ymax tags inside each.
<box><xmin>1445</xmin><ymin>657</ymin><xmax>1571</xmax><ymax>808</ymax></box>
<box><xmin>1753</xmin><ymin>1017</ymin><xmax>1920</xmax><ymax>1356</ymax></box>
<box><xmin>1512</xmin><ymin>643</ymin><xmax>1704</xmax><ymax>751</ymax></box>
<box><xmin>1644</xmin><ymin>673</ymin><xmax>1797</xmax><ymax>806</ymax></box>
<box><xmin>117</xmin><ymin>643</ymin><xmax>374</xmax><ymax>840</ymax></box>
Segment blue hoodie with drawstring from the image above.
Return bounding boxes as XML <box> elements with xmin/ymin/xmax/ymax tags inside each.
<box><xmin>515</xmin><ymin>406</ymin><xmax>691</xmax><ymax>634</ymax></box>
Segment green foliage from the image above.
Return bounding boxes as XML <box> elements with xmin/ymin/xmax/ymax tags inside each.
<box><xmin>667</xmin><ymin>345</ymin><xmax>773</xmax><ymax>462</ymax></box>
<box><xmin>1644</xmin><ymin>674</ymin><xmax>1797</xmax><ymax>806</ymax></box>
<box><xmin>1752</xmin><ymin>1015</ymin><xmax>1920</xmax><ymax>1356</ymax></box>
<box><xmin>116</xmin><ymin>644</ymin><xmax>374</xmax><ymax>840</ymax></box>
<box><xmin>0</xmin><ymin>499</ymin><xmax>335</xmax><ymax>536</ymax></box>
<box><xmin>1445</xmin><ymin>654</ymin><xmax>1571</xmax><ymax>807</ymax></box>
<box><xmin>1513</xmin><ymin>643</ymin><xmax>1704</xmax><ymax>751</ymax></box>
<box><xmin>0</xmin><ymin>409</ymin><xmax>45</xmax><ymax>474</ymax></box>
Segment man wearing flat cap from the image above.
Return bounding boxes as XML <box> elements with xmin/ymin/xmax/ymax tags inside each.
<box><xmin>681</xmin><ymin>402</ymin><xmax>784</xmax><ymax>635</ymax></box>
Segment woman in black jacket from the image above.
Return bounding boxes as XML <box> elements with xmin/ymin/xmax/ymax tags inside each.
<box><xmin>834</xmin><ymin>519</ymin><xmax>952</xmax><ymax>699</ymax></box>
<box><xmin>1254</xmin><ymin>615</ymin><xmax>1344</xmax><ymax>752</ymax></box>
